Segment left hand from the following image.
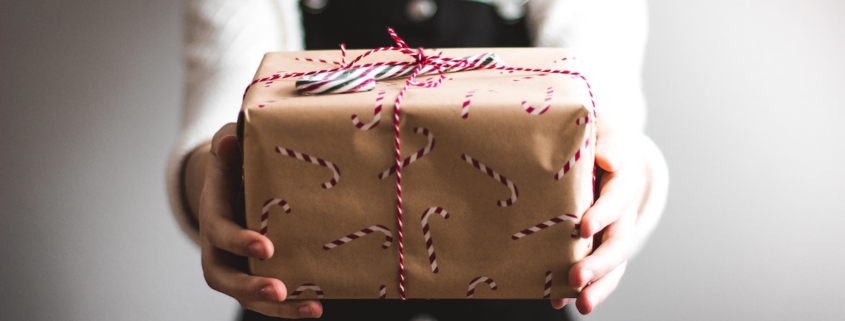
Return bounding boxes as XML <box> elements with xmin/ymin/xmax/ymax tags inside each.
<box><xmin>551</xmin><ymin>111</ymin><xmax>648</xmax><ymax>314</ymax></box>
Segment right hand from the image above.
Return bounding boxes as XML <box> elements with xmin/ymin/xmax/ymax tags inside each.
<box><xmin>197</xmin><ymin>123</ymin><xmax>323</xmax><ymax>318</ymax></box>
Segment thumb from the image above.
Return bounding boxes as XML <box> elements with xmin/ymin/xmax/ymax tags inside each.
<box><xmin>215</xmin><ymin>135</ymin><xmax>241</xmax><ymax>167</ymax></box>
<box><xmin>595</xmin><ymin>136</ymin><xmax>623</xmax><ymax>173</ymax></box>
<box><xmin>210</xmin><ymin>123</ymin><xmax>241</xmax><ymax>166</ymax></box>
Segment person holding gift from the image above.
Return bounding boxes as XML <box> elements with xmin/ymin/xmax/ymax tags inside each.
<box><xmin>167</xmin><ymin>0</ymin><xmax>668</xmax><ymax>320</ymax></box>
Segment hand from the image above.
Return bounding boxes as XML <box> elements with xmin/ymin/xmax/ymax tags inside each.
<box><xmin>196</xmin><ymin>123</ymin><xmax>323</xmax><ymax>318</ymax></box>
<box><xmin>550</xmin><ymin>112</ymin><xmax>648</xmax><ymax>314</ymax></box>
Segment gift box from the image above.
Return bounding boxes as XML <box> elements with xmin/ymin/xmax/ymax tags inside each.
<box><xmin>239</xmin><ymin>46</ymin><xmax>596</xmax><ymax>299</ymax></box>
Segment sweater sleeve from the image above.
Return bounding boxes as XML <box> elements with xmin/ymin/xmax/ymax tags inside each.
<box><xmin>166</xmin><ymin>0</ymin><xmax>303</xmax><ymax>245</ymax></box>
<box><xmin>527</xmin><ymin>0</ymin><xmax>669</xmax><ymax>256</ymax></box>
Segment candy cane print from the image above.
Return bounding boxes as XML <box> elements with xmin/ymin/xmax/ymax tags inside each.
<box><xmin>511</xmin><ymin>213</ymin><xmax>581</xmax><ymax>240</ymax></box>
<box><xmin>552</xmin><ymin>57</ymin><xmax>575</xmax><ymax>63</ymax></box>
<box><xmin>288</xmin><ymin>283</ymin><xmax>324</xmax><ymax>299</ymax></box>
<box><xmin>460</xmin><ymin>154</ymin><xmax>518</xmax><ymax>207</ymax></box>
<box><xmin>420</xmin><ymin>207</ymin><xmax>450</xmax><ymax>273</ymax></box>
<box><xmin>575</xmin><ymin>116</ymin><xmax>590</xmax><ymax>125</ymax></box>
<box><xmin>460</xmin><ymin>89</ymin><xmax>497</xmax><ymax>119</ymax></box>
<box><xmin>521</xmin><ymin>87</ymin><xmax>554</xmax><ymax>115</ymax></box>
<box><xmin>553</xmin><ymin>138</ymin><xmax>590</xmax><ymax>180</ymax></box>
<box><xmin>259</xmin><ymin>198</ymin><xmax>290</xmax><ymax>235</ymax></box>
<box><xmin>323</xmin><ymin>224</ymin><xmax>393</xmax><ymax>250</ymax></box>
<box><xmin>543</xmin><ymin>271</ymin><xmax>553</xmax><ymax>299</ymax></box>
<box><xmin>274</xmin><ymin>147</ymin><xmax>340</xmax><ymax>189</ymax></box>
<box><xmin>378</xmin><ymin>127</ymin><xmax>435</xmax><ymax>179</ymax></box>
<box><xmin>466</xmin><ymin>276</ymin><xmax>498</xmax><ymax>298</ymax></box>
<box><xmin>461</xmin><ymin>89</ymin><xmax>477</xmax><ymax>119</ymax></box>
<box><xmin>512</xmin><ymin>73</ymin><xmax>547</xmax><ymax>82</ymax></box>
<box><xmin>379</xmin><ymin>285</ymin><xmax>387</xmax><ymax>299</ymax></box>
<box><xmin>351</xmin><ymin>90</ymin><xmax>386</xmax><ymax>130</ymax></box>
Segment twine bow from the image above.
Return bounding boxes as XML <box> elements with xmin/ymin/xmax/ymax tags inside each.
<box><xmin>244</xmin><ymin>27</ymin><xmax>598</xmax><ymax>300</ymax></box>
<box><xmin>294</xmin><ymin>44</ymin><xmax>502</xmax><ymax>94</ymax></box>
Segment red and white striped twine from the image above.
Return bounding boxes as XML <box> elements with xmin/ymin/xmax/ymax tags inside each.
<box><xmin>351</xmin><ymin>90</ymin><xmax>386</xmax><ymax>130</ymax></box>
<box><xmin>544</xmin><ymin>271</ymin><xmax>553</xmax><ymax>298</ymax></box>
<box><xmin>421</xmin><ymin>207</ymin><xmax>450</xmax><ymax>273</ymax></box>
<box><xmin>512</xmin><ymin>213</ymin><xmax>581</xmax><ymax>240</ymax></box>
<box><xmin>295</xmin><ymin>57</ymin><xmax>341</xmax><ymax>65</ymax></box>
<box><xmin>522</xmin><ymin>87</ymin><xmax>554</xmax><ymax>115</ymax></box>
<box><xmin>274</xmin><ymin>147</ymin><xmax>340</xmax><ymax>189</ymax></box>
<box><xmin>378</xmin><ymin>127</ymin><xmax>434</xmax><ymax>179</ymax></box>
<box><xmin>379</xmin><ymin>285</ymin><xmax>387</xmax><ymax>299</ymax></box>
<box><xmin>243</xmin><ymin>28</ymin><xmax>598</xmax><ymax>300</ymax></box>
<box><xmin>289</xmin><ymin>283</ymin><xmax>324</xmax><ymax>299</ymax></box>
<box><xmin>259</xmin><ymin>198</ymin><xmax>290</xmax><ymax>235</ymax></box>
<box><xmin>466</xmin><ymin>276</ymin><xmax>498</xmax><ymax>298</ymax></box>
<box><xmin>461</xmin><ymin>154</ymin><xmax>518</xmax><ymax>207</ymax></box>
<box><xmin>323</xmin><ymin>224</ymin><xmax>393</xmax><ymax>250</ymax></box>
<box><xmin>554</xmin><ymin>138</ymin><xmax>590</xmax><ymax>180</ymax></box>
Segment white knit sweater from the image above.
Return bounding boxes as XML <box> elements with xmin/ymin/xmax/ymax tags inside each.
<box><xmin>167</xmin><ymin>0</ymin><xmax>667</xmax><ymax>256</ymax></box>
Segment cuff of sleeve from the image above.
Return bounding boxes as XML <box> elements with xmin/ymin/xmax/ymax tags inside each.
<box><xmin>166</xmin><ymin>131</ymin><xmax>212</xmax><ymax>247</ymax></box>
<box><xmin>630</xmin><ymin>133</ymin><xmax>669</xmax><ymax>257</ymax></box>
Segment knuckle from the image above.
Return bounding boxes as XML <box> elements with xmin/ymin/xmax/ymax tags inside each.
<box><xmin>224</xmin><ymin>235</ymin><xmax>244</xmax><ymax>255</ymax></box>
<box><xmin>203</xmin><ymin>223</ymin><xmax>221</xmax><ymax>248</ymax></box>
<box><xmin>273</xmin><ymin>304</ymin><xmax>299</xmax><ymax>318</ymax></box>
<box><xmin>202</xmin><ymin>269</ymin><xmax>219</xmax><ymax>291</ymax></box>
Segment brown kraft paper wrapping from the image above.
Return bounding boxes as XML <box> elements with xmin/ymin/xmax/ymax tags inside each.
<box><xmin>240</xmin><ymin>48</ymin><xmax>595</xmax><ymax>299</ymax></box>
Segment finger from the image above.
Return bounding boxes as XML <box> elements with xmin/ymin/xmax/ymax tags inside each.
<box><xmin>201</xmin><ymin>212</ymin><xmax>273</xmax><ymax>259</ymax></box>
<box><xmin>243</xmin><ymin>300</ymin><xmax>324</xmax><ymax>319</ymax></box>
<box><xmin>217</xmin><ymin>135</ymin><xmax>242</xmax><ymax>167</ymax></box>
<box><xmin>202</xmin><ymin>246</ymin><xmax>324</xmax><ymax>319</ymax></box>
<box><xmin>594</xmin><ymin>112</ymin><xmax>629</xmax><ymax>172</ymax></box>
<box><xmin>201</xmin><ymin>246</ymin><xmax>287</xmax><ymax>304</ymax></box>
<box><xmin>595</xmin><ymin>136</ymin><xmax>626</xmax><ymax>173</ymax></box>
<box><xmin>575</xmin><ymin>261</ymin><xmax>627</xmax><ymax>315</ymax></box>
<box><xmin>200</xmin><ymin>153</ymin><xmax>273</xmax><ymax>259</ymax></box>
<box><xmin>550</xmin><ymin>298</ymin><xmax>573</xmax><ymax>310</ymax></box>
<box><xmin>570</xmin><ymin>207</ymin><xmax>635</xmax><ymax>288</ymax></box>
<box><xmin>580</xmin><ymin>168</ymin><xmax>638</xmax><ymax>238</ymax></box>
<box><xmin>210</xmin><ymin>123</ymin><xmax>238</xmax><ymax>157</ymax></box>
<box><xmin>211</xmin><ymin>123</ymin><xmax>241</xmax><ymax>167</ymax></box>
<box><xmin>199</xmin><ymin>180</ymin><xmax>273</xmax><ymax>258</ymax></box>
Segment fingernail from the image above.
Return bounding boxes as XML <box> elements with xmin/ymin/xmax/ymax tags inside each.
<box><xmin>580</xmin><ymin>270</ymin><xmax>594</xmax><ymax>287</ymax></box>
<box><xmin>249</xmin><ymin>242</ymin><xmax>264</xmax><ymax>257</ymax></box>
<box><xmin>260</xmin><ymin>285</ymin><xmax>276</xmax><ymax>300</ymax></box>
<box><xmin>298</xmin><ymin>304</ymin><xmax>312</xmax><ymax>317</ymax></box>
<box><xmin>561</xmin><ymin>298</ymin><xmax>572</xmax><ymax>307</ymax></box>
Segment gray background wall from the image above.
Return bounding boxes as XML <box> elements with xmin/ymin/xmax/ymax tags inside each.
<box><xmin>1</xmin><ymin>0</ymin><xmax>843</xmax><ymax>320</ymax></box>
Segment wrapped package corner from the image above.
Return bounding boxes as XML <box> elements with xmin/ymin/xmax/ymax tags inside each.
<box><xmin>238</xmin><ymin>48</ymin><xmax>595</xmax><ymax>299</ymax></box>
